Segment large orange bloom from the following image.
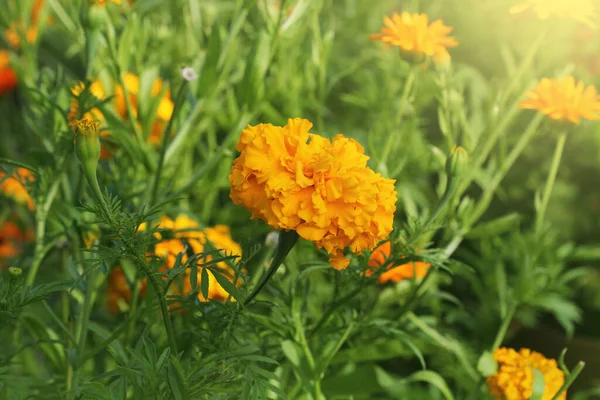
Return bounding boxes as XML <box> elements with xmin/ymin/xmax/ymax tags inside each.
<box><xmin>0</xmin><ymin>50</ymin><xmax>18</xmax><ymax>95</ymax></box>
<box><xmin>69</xmin><ymin>73</ymin><xmax>174</xmax><ymax>158</ymax></box>
<box><xmin>229</xmin><ymin>118</ymin><xmax>397</xmax><ymax>270</ymax></box>
<box><xmin>0</xmin><ymin>167</ymin><xmax>35</xmax><ymax>210</ymax></box>
<box><xmin>366</xmin><ymin>241</ymin><xmax>430</xmax><ymax>284</ymax></box>
<box><xmin>519</xmin><ymin>76</ymin><xmax>600</xmax><ymax>124</ymax></box>
<box><xmin>370</xmin><ymin>12</ymin><xmax>458</xmax><ymax>63</ymax></box>
<box><xmin>487</xmin><ymin>347</ymin><xmax>566</xmax><ymax>400</ymax></box>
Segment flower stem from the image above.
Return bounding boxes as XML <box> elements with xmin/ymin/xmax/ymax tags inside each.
<box><xmin>378</xmin><ymin>66</ymin><xmax>417</xmax><ymax>172</ymax></box>
<box><xmin>26</xmin><ymin>177</ymin><xmax>61</xmax><ymax>286</ymax></box>
<box><xmin>535</xmin><ymin>131</ymin><xmax>567</xmax><ymax>234</ymax></box>
<box><xmin>243</xmin><ymin>230</ymin><xmax>298</xmax><ymax>307</ymax></box>
<box><xmin>491</xmin><ymin>305</ymin><xmax>516</xmax><ymax>351</ymax></box>
<box><xmin>551</xmin><ymin>361</ymin><xmax>585</xmax><ymax>400</ymax></box>
<box><xmin>147</xmin><ymin>79</ymin><xmax>188</xmax><ymax>207</ymax></box>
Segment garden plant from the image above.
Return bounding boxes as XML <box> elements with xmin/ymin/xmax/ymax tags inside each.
<box><xmin>1</xmin><ymin>0</ymin><xmax>600</xmax><ymax>398</ymax></box>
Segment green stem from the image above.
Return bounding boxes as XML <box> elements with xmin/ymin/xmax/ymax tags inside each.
<box><xmin>25</xmin><ymin>177</ymin><xmax>61</xmax><ymax>286</ymax></box>
<box><xmin>75</xmin><ymin>269</ymin><xmax>97</xmax><ymax>368</ymax></box>
<box><xmin>243</xmin><ymin>230</ymin><xmax>298</xmax><ymax>307</ymax></box>
<box><xmin>147</xmin><ymin>79</ymin><xmax>188</xmax><ymax>207</ymax></box>
<box><xmin>466</xmin><ymin>113</ymin><xmax>544</xmax><ymax>228</ymax></box>
<box><xmin>491</xmin><ymin>305</ymin><xmax>516</xmax><ymax>351</ymax></box>
<box><xmin>535</xmin><ymin>131</ymin><xmax>567</xmax><ymax>234</ymax></box>
<box><xmin>378</xmin><ymin>67</ymin><xmax>417</xmax><ymax>171</ymax></box>
<box><xmin>551</xmin><ymin>361</ymin><xmax>585</xmax><ymax>400</ymax></box>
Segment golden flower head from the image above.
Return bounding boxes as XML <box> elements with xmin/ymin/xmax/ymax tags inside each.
<box><xmin>143</xmin><ymin>216</ymin><xmax>243</xmax><ymax>303</ymax></box>
<box><xmin>366</xmin><ymin>241</ymin><xmax>430</xmax><ymax>284</ymax></box>
<box><xmin>487</xmin><ymin>347</ymin><xmax>566</xmax><ymax>400</ymax></box>
<box><xmin>68</xmin><ymin>73</ymin><xmax>174</xmax><ymax>156</ymax></box>
<box><xmin>229</xmin><ymin>118</ymin><xmax>397</xmax><ymax>270</ymax></box>
<box><xmin>0</xmin><ymin>167</ymin><xmax>35</xmax><ymax>210</ymax></box>
<box><xmin>510</xmin><ymin>0</ymin><xmax>597</xmax><ymax>28</ymax></box>
<box><xmin>520</xmin><ymin>76</ymin><xmax>600</xmax><ymax>124</ymax></box>
<box><xmin>370</xmin><ymin>12</ymin><xmax>458</xmax><ymax>63</ymax></box>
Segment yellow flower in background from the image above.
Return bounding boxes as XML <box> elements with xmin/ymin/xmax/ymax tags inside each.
<box><xmin>229</xmin><ymin>118</ymin><xmax>397</xmax><ymax>270</ymax></box>
<box><xmin>68</xmin><ymin>73</ymin><xmax>174</xmax><ymax>157</ymax></box>
<box><xmin>0</xmin><ymin>168</ymin><xmax>35</xmax><ymax>210</ymax></box>
<box><xmin>487</xmin><ymin>347</ymin><xmax>566</xmax><ymax>400</ymax></box>
<box><xmin>143</xmin><ymin>216</ymin><xmax>243</xmax><ymax>303</ymax></box>
<box><xmin>519</xmin><ymin>76</ymin><xmax>600</xmax><ymax>124</ymax></box>
<box><xmin>106</xmin><ymin>266</ymin><xmax>147</xmax><ymax>315</ymax></box>
<box><xmin>370</xmin><ymin>12</ymin><xmax>458</xmax><ymax>63</ymax></box>
<box><xmin>510</xmin><ymin>0</ymin><xmax>597</xmax><ymax>28</ymax></box>
<box><xmin>366</xmin><ymin>241</ymin><xmax>430</xmax><ymax>284</ymax></box>
<box><xmin>4</xmin><ymin>0</ymin><xmax>49</xmax><ymax>49</ymax></box>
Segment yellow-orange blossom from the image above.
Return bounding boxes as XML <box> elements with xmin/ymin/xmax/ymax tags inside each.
<box><xmin>487</xmin><ymin>347</ymin><xmax>566</xmax><ymax>400</ymax></box>
<box><xmin>370</xmin><ymin>12</ymin><xmax>458</xmax><ymax>63</ymax></box>
<box><xmin>520</xmin><ymin>76</ymin><xmax>600</xmax><ymax>124</ymax></box>
<box><xmin>229</xmin><ymin>118</ymin><xmax>397</xmax><ymax>270</ymax></box>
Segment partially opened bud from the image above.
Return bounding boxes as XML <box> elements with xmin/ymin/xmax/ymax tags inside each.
<box><xmin>446</xmin><ymin>145</ymin><xmax>469</xmax><ymax>179</ymax></box>
<box><xmin>8</xmin><ymin>266</ymin><xmax>22</xmax><ymax>277</ymax></box>
<box><xmin>70</xmin><ymin>118</ymin><xmax>104</xmax><ymax>203</ymax></box>
<box><xmin>70</xmin><ymin>118</ymin><xmax>101</xmax><ymax>167</ymax></box>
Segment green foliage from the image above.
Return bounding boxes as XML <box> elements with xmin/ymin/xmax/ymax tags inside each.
<box><xmin>0</xmin><ymin>0</ymin><xmax>598</xmax><ymax>398</ymax></box>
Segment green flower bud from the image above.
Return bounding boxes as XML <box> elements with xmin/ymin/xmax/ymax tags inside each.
<box><xmin>446</xmin><ymin>145</ymin><xmax>469</xmax><ymax>179</ymax></box>
<box><xmin>8</xmin><ymin>267</ymin><xmax>22</xmax><ymax>277</ymax></box>
<box><xmin>70</xmin><ymin>119</ymin><xmax>104</xmax><ymax>204</ymax></box>
<box><xmin>70</xmin><ymin>118</ymin><xmax>101</xmax><ymax>169</ymax></box>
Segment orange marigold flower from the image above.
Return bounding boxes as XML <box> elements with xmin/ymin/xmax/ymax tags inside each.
<box><xmin>520</xmin><ymin>76</ymin><xmax>600</xmax><ymax>124</ymax></box>
<box><xmin>143</xmin><ymin>216</ymin><xmax>243</xmax><ymax>303</ymax></box>
<box><xmin>229</xmin><ymin>118</ymin><xmax>397</xmax><ymax>270</ymax></box>
<box><xmin>487</xmin><ymin>347</ymin><xmax>566</xmax><ymax>400</ymax></box>
<box><xmin>370</xmin><ymin>12</ymin><xmax>458</xmax><ymax>63</ymax></box>
<box><xmin>0</xmin><ymin>167</ymin><xmax>35</xmax><ymax>210</ymax></box>
<box><xmin>0</xmin><ymin>220</ymin><xmax>31</xmax><ymax>268</ymax></box>
<box><xmin>106</xmin><ymin>266</ymin><xmax>147</xmax><ymax>315</ymax></box>
<box><xmin>0</xmin><ymin>50</ymin><xmax>18</xmax><ymax>95</ymax></box>
<box><xmin>68</xmin><ymin>73</ymin><xmax>174</xmax><ymax>157</ymax></box>
<box><xmin>510</xmin><ymin>0</ymin><xmax>597</xmax><ymax>28</ymax></box>
<box><xmin>366</xmin><ymin>241</ymin><xmax>430</xmax><ymax>284</ymax></box>
<box><xmin>4</xmin><ymin>0</ymin><xmax>47</xmax><ymax>49</ymax></box>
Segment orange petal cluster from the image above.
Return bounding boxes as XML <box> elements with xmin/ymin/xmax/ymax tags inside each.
<box><xmin>370</xmin><ymin>12</ymin><xmax>458</xmax><ymax>63</ymax></box>
<box><xmin>487</xmin><ymin>347</ymin><xmax>566</xmax><ymax>400</ymax></box>
<box><xmin>366</xmin><ymin>241</ymin><xmax>430</xmax><ymax>284</ymax></box>
<box><xmin>0</xmin><ymin>220</ymin><xmax>32</xmax><ymax>269</ymax></box>
<box><xmin>229</xmin><ymin>118</ymin><xmax>397</xmax><ymax>270</ymax></box>
<box><xmin>4</xmin><ymin>0</ymin><xmax>48</xmax><ymax>49</ymax></box>
<box><xmin>0</xmin><ymin>50</ymin><xmax>18</xmax><ymax>95</ymax></box>
<box><xmin>510</xmin><ymin>0</ymin><xmax>597</xmax><ymax>28</ymax></box>
<box><xmin>69</xmin><ymin>73</ymin><xmax>174</xmax><ymax>158</ymax></box>
<box><xmin>0</xmin><ymin>167</ymin><xmax>35</xmax><ymax>210</ymax></box>
<box><xmin>106</xmin><ymin>266</ymin><xmax>147</xmax><ymax>314</ymax></box>
<box><xmin>148</xmin><ymin>216</ymin><xmax>242</xmax><ymax>303</ymax></box>
<box><xmin>520</xmin><ymin>76</ymin><xmax>600</xmax><ymax>124</ymax></box>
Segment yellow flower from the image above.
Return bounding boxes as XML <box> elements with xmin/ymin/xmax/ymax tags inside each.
<box><xmin>143</xmin><ymin>216</ymin><xmax>243</xmax><ymax>303</ymax></box>
<box><xmin>0</xmin><ymin>168</ymin><xmax>35</xmax><ymax>210</ymax></box>
<box><xmin>487</xmin><ymin>347</ymin><xmax>566</xmax><ymax>400</ymax></box>
<box><xmin>229</xmin><ymin>118</ymin><xmax>397</xmax><ymax>270</ymax></box>
<box><xmin>519</xmin><ymin>76</ymin><xmax>600</xmax><ymax>124</ymax></box>
<box><xmin>366</xmin><ymin>241</ymin><xmax>430</xmax><ymax>284</ymax></box>
<box><xmin>510</xmin><ymin>0</ymin><xmax>597</xmax><ymax>28</ymax></box>
<box><xmin>370</xmin><ymin>12</ymin><xmax>458</xmax><ymax>63</ymax></box>
<box><xmin>69</xmin><ymin>73</ymin><xmax>174</xmax><ymax>156</ymax></box>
